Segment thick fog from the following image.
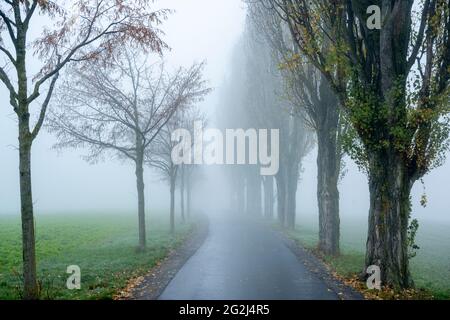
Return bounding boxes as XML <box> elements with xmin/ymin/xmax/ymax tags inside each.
<box><xmin>0</xmin><ymin>0</ymin><xmax>245</xmax><ymax>215</ymax></box>
<box><xmin>0</xmin><ymin>0</ymin><xmax>449</xmax><ymax>225</ymax></box>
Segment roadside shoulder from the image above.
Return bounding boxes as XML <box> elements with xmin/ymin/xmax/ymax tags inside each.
<box><xmin>115</xmin><ymin>217</ymin><xmax>209</xmax><ymax>300</ymax></box>
<box><xmin>271</xmin><ymin>226</ymin><xmax>364</xmax><ymax>301</ymax></box>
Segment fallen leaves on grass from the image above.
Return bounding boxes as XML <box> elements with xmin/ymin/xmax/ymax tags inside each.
<box><xmin>330</xmin><ymin>271</ymin><xmax>434</xmax><ymax>300</ymax></box>
<box><xmin>114</xmin><ymin>275</ymin><xmax>146</xmax><ymax>300</ymax></box>
<box><xmin>113</xmin><ymin>260</ymin><xmax>166</xmax><ymax>300</ymax></box>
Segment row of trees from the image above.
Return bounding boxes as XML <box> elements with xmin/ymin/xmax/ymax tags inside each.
<box><xmin>48</xmin><ymin>52</ymin><xmax>209</xmax><ymax>246</ymax></box>
<box><xmin>242</xmin><ymin>0</ymin><xmax>450</xmax><ymax>289</ymax></box>
<box><xmin>220</xmin><ymin>1</ymin><xmax>344</xmax><ymax>261</ymax></box>
<box><xmin>218</xmin><ymin>14</ymin><xmax>315</xmax><ymax>230</ymax></box>
<box><xmin>246</xmin><ymin>0</ymin><xmax>346</xmax><ymax>257</ymax></box>
<box><xmin>0</xmin><ymin>1</ymin><xmax>209</xmax><ymax>300</ymax></box>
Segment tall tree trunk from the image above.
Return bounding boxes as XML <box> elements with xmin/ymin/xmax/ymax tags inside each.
<box><xmin>364</xmin><ymin>0</ymin><xmax>414</xmax><ymax>288</ymax></box>
<box><xmin>18</xmin><ymin>123</ymin><xmax>38</xmax><ymax>300</ymax></box>
<box><xmin>317</xmin><ymin>128</ymin><xmax>340</xmax><ymax>256</ymax></box>
<box><xmin>170</xmin><ymin>175</ymin><xmax>176</xmax><ymax>234</ymax></box>
<box><xmin>180</xmin><ymin>165</ymin><xmax>185</xmax><ymax>223</ymax></box>
<box><xmin>17</xmin><ymin>25</ymin><xmax>39</xmax><ymax>297</ymax></box>
<box><xmin>275</xmin><ymin>170</ymin><xmax>286</xmax><ymax>227</ymax></box>
<box><xmin>312</xmin><ymin>75</ymin><xmax>341</xmax><ymax>256</ymax></box>
<box><xmin>285</xmin><ymin>164</ymin><xmax>299</xmax><ymax>230</ymax></box>
<box><xmin>263</xmin><ymin>176</ymin><xmax>274</xmax><ymax>219</ymax></box>
<box><xmin>135</xmin><ymin>153</ymin><xmax>146</xmax><ymax>250</ymax></box>
<box><xmin>365</xmin><ymin>152</ymin><xmax>413</xmax><ymax>288</ymax></box>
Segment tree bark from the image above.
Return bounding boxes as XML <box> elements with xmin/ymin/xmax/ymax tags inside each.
<box><xmin>170</xmin><ymin>174</ymin><xmax>176</xmax><ymax>234</ymax></box>
<box><xmin>365</xmin><ymin>151</ymin><xmax>413</xmax><ymax>288</ymax></box>
<box><xmin>18</xmin><ymin>126</ymin><xmax>38</xmax><ymax>300</ymax></box>
<box><xmin>317</xmin><ymin>128</ymin><xmax>340</xmax><ymax>256</ymax></box>
<box><xmin>16</xmin><ymin>23</ymin><xmax>39</xmax><ymax>298</ymax></box>
<box><xmin>135</xmin><ymin>153</ymin><xmax>146</xmax><ymax>250</ymax></box>
<box><xmin>306</xmin><ymin>74</ymin><xmax>342</xmax><ymax>256</ymax></box>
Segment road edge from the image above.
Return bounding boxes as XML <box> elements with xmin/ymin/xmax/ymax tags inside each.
<box><xmin>271</xmin><ymin>226</ymin><xmax>364</xmax><ymax>300</ymax></box>
<box><xmin>116</xmin><ymin>216</ymin><xmax>209</xmax><ymax>300</ymax></box>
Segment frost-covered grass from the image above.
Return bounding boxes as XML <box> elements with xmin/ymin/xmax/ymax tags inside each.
<box><xmin>0</xmin><ymin>213</ymin><xmax>192</xmax><ymax>300</ymax></box>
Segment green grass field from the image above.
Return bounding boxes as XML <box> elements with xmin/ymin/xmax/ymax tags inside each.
<box><xmin>287</xmin><ymin>215</ymin><xmax>450</xmax><ymax>299</ymax></box>
<box><xmin>0</xmin><ymin>213</ymin><xmax>193</xmax><ymax>300</ymax></box>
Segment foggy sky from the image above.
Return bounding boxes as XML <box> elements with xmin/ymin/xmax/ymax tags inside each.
<box><xmin>0</xmin><ymin>0</ymin><xmax>449</xmax><ymax>223</ymax></box>
<box><xmin>0</xmin><ymin>0</ymin><xmax>246</xmax><ymax>216</ymax></box>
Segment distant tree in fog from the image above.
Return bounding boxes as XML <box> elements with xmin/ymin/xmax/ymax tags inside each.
<box><xmin>218</xmin><ymin>18</ymin><xmax>314</xmax><ymax>226</ymax></box>
<box><xmin>148</xmin><ymin>108</ymin><xmax>207</xmax><ymax>233</ymax></box>
<box><xmin>246</xmin><ymin>17</ymin><xmax>315</xmax><ymax>228</ymax></box>
<box><xmin>48</xmin><ymin>52</ymin><xmax>209</xmax><ymax>248</ymax></box>
<box><xmin>178</xmin><ymin>108</ymin><xmax>207</xmax><ymax>221</ymax></box>
<box><xmin>147</xmin><ymin>117</ymin><xmax>180</xmax><ymax>234</ymax></box>
<box><xmin>246</xmin><ymin>2</ymin><xmax>346</xmax><ymax>255</ymax></box>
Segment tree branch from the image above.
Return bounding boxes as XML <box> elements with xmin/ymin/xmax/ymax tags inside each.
<box><xmin>31</xmin><ymin>72</ymin><xmax>59</xmax><ymax>140</ymax></box>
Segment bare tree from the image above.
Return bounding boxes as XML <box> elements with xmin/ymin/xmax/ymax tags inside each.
<box><xmin>218</xmin><ymin>19</ymin><xmax>314</xmax><ymax>226</ymax></box>
<box><xmin>179</xmin><ymin>163</ymin><xmax>186</xmax><ymax>223</ymax></box>
<box><xmin>244</xmin><ymin>16</ymin><xmax>314</xmax><ymax>228</ymax></box>
<box><xmin>178</xmin><ymin>108</ymin><xmax>207</xmax><ymax>220</ymax></box>
<box><xmin>48</xmin><ymin>53</ymin><xmax>210</xmax><ymax>249</ymax></box>
<box><xmin>0</xmin><ymin>0</ymin><xmax>169</xmax><ymax>299</ymax></box>
<box><xmin>148</xmin><ymin>107</ymin><xmax>208</xmax><ymax>233</ymax></box>
<box><xmin>183</xmin><ymin>157</ymin><xmax>206</xmax><ymax>219</ymax></box>
<box><xmin>147</xmin><ymin>116</ymin><xmax>181</xmax><ymax>234</ymax></box>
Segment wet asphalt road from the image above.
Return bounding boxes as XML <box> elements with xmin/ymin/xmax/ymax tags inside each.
<box><xmin>158</xmin><ymin>215</ymin><xmax>338</xmax><ymax>300</ymax></box>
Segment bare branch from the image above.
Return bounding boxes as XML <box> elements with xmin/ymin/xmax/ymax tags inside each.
<box><xmin>48</xmin><ymin>50</ymin><xmax>210</xmax><ymax>168</ymax></box>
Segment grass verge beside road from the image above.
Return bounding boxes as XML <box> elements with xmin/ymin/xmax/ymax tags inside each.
<box><xmin>0</xmin><ymin>213</ymin><xmax>193</xmax><ymax>300</ymax></box>
<box><xmin>284</xmin><ymin>216</ymin><xmax>450</xmax><ymax>300</ymax></box>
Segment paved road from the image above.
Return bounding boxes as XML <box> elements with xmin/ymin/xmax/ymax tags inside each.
<box><xmin>159</xmin><ymin>215</ymin><xmax>338</xmax><ymax>300</ymax></box>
